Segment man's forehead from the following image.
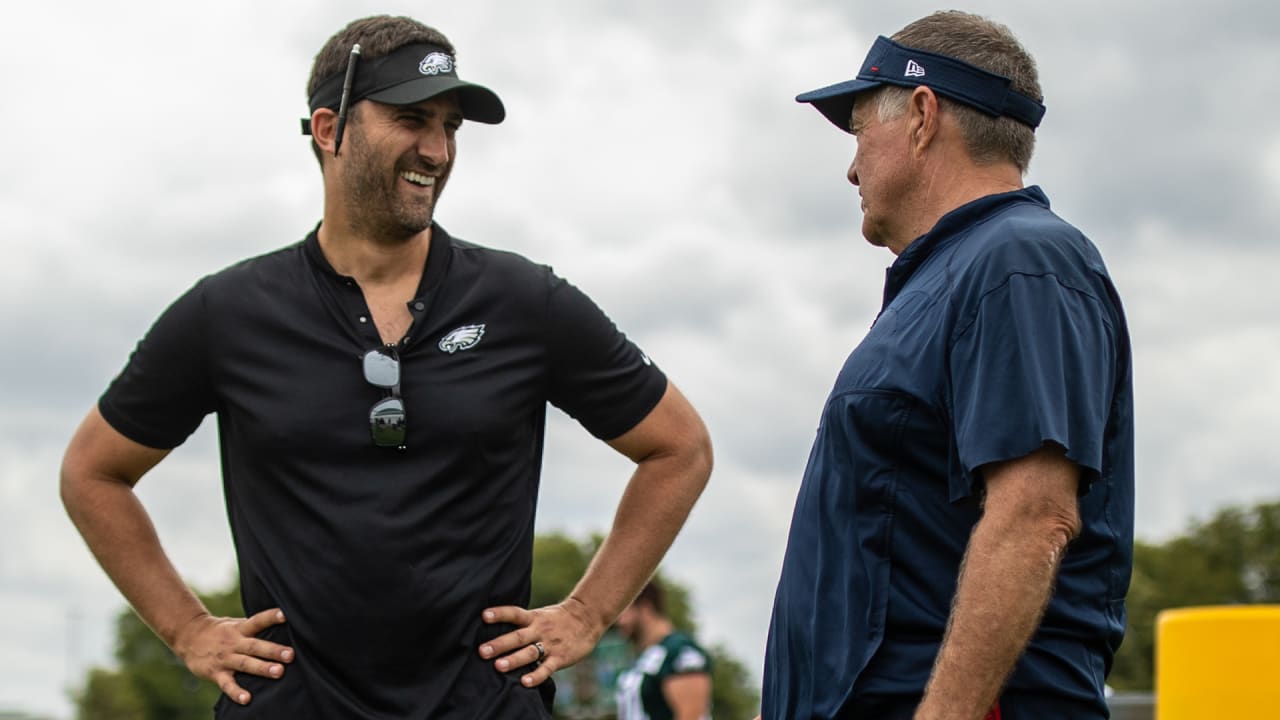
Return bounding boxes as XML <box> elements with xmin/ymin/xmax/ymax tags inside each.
<box><xmin>383</xmin><ymin>91</ymin><xmax>463</xmax><ymax>114</ymax></box>
<box><xmin>849</xmin><ymin>94</ymin><xmax>875</xmax><ymax>127</ymax></box>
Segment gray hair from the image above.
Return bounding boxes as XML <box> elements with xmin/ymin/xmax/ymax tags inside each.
<box><xmin>879</xmin><ymin>11</ymin><xmax>1042</xmax><ymax>173</ymax></box>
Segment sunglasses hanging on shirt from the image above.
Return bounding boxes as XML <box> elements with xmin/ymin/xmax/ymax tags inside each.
<box><xmin>363</xmin><ymin>347</ymin><xmax>407</xmax><ymax>450</ymax></box>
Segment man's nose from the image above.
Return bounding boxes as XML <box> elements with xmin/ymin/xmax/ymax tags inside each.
<box><xmin>418</xmin><ymin>125</ymin><xmax>451</xmax><ymax>165</ymax></box>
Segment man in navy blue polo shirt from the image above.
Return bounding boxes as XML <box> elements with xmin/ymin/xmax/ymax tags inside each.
<box><xmin>59</xmin><ymin>14</ymin><xmax>713</xmax><ymax>719</ymax></box>
<box><xmin>761</xmin><ymin>11</ymin><xmax>1133</xmax><ymax>720</ymax></box>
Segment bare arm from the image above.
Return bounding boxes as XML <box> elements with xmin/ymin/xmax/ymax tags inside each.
<box><xmin>480</xmin><ymin>381</ymin><xmax>713</xmax><ymax>685</ymax></box>
<box><xmin>61</xmin><ymin>406</ymin><xmax>293</xmax><ymax>706</ymax></box>
<box><xmin>914</xmin><ymin>444</ymin><xmax>1082</xmax><ymax>720</ymax></box>
<box><xmin>663</xmin><ymin>672</ymin><xmax>713</xmax><ymax>720</ymax></box>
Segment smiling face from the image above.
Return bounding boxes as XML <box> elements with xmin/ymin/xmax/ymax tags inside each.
<box><xmin>337</xmin><ymin>92</ymin><xmax>462</xmax><ymax>242</ymax></box>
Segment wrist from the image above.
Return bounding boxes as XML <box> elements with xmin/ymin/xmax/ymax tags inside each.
<box><xmin>563</xmin><ymin>595</ymin><xmax>609</xmax><ymax>641</ymax></box>
<box><xmin>167</xmin><ymin>609</ymin><xmax>213</xmax><ymax>656</ymax></box>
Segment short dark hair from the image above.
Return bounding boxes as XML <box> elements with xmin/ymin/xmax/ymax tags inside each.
<box><xmin>305</xmin><ymin>16</ymin><xmax>456</xmax><ymax>166</ymax></box>
<box><xmin>634</xmin><ymin>580</ymin><xmax>667</xmax><ymax>615</ymax></box>
<box><xmin>886</xmin><ymin>11</ymin><xmax>1042</xmax><ymax>173</ymax></box>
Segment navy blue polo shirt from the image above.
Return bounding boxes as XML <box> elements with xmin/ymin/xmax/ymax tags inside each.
<box><xmin>762</xmin><ymin>187</ymin><xmax>1134</xmax><ymax>719</ymax></box>
<box><xmin>100</xmin><ymin>223</ymin><xmax>668</xmax><ymax>719</ymax></box>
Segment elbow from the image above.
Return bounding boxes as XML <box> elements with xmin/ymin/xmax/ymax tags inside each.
<box><xmin>59</xmin><ymin>452</ymin><xmax>94</xmax><ymax>521</ymax></box>
<box><xmin>59</xmin><ymin>449</ymin><xmax>126</xmax><ymax>521</ymax></box>
<box><xmin>688</xmin><ymin>422</ymin><xmax>714</xmax><ymax>492</ymax></box>
<box><xmin>1036</xmin><ymin>502</ymin><xmax>1081</xmax><ymax>565</ymax></box>
<box><xmin>59</xmin><ymin>450</ymin><xmax>82</xmax><ymax>511</ymax></box>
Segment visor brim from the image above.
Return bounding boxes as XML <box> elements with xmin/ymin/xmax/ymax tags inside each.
<box><xmin>366</xmin><ymin>78</ymin><xmax>506</xmax><ymax>124</ymax></box>
<box><xmin>795</xmin><ymin>78</ymin><xmax>881</xmax><ymax>134</ymax></box>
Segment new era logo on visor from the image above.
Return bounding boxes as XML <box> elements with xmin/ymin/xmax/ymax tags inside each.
<box><xmin>419</xmin><ymin>52</ymin><xmax>454</xmax><ymax>76</ymax></box>
<box><xmin>905</xmin><ymin>59</ymin><xmax>926</xmax><ymax>77</ymax></box>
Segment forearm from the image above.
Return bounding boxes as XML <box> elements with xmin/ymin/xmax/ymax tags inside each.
<box><xmin>62</xmin><ymin>472</ymin><xmax>209</xmax><ymax>649</ymax></box>
<box><xmin>915</xmin><ymin>514</ymin><xmax>1069</xmax><ymax>720</ymax></box>
<box><xmin>567</xmin><ymin>446</ymin><xmax>711</xmax><ymax>634</ymax></box>
<box><xmin>478</xmin><ymin>385</ymin><xmax>711</xmax><ymax>685</ymax></box>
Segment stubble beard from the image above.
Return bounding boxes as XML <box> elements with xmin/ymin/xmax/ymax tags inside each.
<box><xmin>342</xmin><ymin>131</ymin><xmax>448</xmax><ymax>245</ymax></box>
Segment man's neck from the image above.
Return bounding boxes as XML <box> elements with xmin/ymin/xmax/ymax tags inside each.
<box><xmin>889</xmin><ymin>160</ymin><xmax>1024</xmax><ymax>256</ymax></box>
<box><xmin>640</xmin><ymin>618</ymin><xmax>675</xmax><ymax>649</ymax></box>
<box><xmin>316</xmin><ymin>219</ymin><xmax>431</xmax><ymax>288</ymax></box>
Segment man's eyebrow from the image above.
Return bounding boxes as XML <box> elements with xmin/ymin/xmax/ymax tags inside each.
<box><xmin>395</xmin><ymin>105</ymin><xmax>464</xmax><ymax>123</ymax></box>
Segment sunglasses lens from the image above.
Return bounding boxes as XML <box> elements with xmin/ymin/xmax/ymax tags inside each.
<box><xmin>369</xmin><ymin>397</ymin><xmax>406</xmax><ymax>447</ymax></box>
<box><xmin>363</xmin><ymin>350</ymin><xmax>400</xmax><ymax>388</ymax></box>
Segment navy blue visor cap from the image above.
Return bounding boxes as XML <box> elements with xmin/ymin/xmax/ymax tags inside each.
<box><xmin>796</xmin><ymin>36</ymin><xmax>1045</xmax><ymax>133</ymax></box>
<box><xmin>302</xmin><ymin>42</ymin><xmax>504</xmax><ymax>135</ymax></box>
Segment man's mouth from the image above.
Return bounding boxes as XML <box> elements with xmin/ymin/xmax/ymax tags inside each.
<box><xmin>401</xmin><ymin>171</ymin><xmax>435</xmax><ymax>188</ymax></box>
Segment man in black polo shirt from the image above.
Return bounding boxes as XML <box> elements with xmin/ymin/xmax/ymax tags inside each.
<box><xmin>60</xmin><ymin>15</ymin><xmax>712</xmax><ymax>719</ymax></box>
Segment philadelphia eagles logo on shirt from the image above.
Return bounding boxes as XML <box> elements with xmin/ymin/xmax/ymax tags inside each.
<box><xmin>439</xmin><ymin>324</ymin><xmax>485</xmax><ymax>353</ymax></box>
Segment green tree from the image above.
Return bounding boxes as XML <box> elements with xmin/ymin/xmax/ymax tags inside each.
<box><xmin>708</xmin><ymin>643</ymin><xmax>759</xmax><ymax>720</ymax></box>
<box><xmin>71</xmin><ymin>668</ymin><xmax>145</xmax><ymax>720</ymax></box>
<box><xmin>1109</xmin><ymin>500</ymin><xmax>1280</xmax><ymax>690</ymax></box>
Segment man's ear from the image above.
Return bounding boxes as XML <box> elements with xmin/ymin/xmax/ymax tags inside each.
<box><xmin>908</xmin><ymin>85</ymin><xmax>941</xmax><ymax>154</ymax></box>
<box><xmin>310</xmin><ymin>107</ymin><xmax>339</xmax><ymax>156</ymax></box>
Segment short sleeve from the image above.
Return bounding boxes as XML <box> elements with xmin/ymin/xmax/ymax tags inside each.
<box><xmin>544</xmin><ymin>275</ymin><xmax>667</xmax><ymax>441</ymax></box>
<box><xmin>667</xmin><ymin>643</ymin><xmax>712</xmax><ymax>675</ymax></box>
<box><xmin>949</xmin><ymin>272</ymin><xmax>1117</xmax><ymax>493</ymax></box>
<box><xmin>98</xmin><ymin>279</ymin><xmax>217</xmax><ymax>449</ymax></box>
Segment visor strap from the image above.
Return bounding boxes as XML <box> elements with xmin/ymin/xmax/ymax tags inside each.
<box><xmin>860</xmin><ymin>36</ymin><xmax>1045</xmax><ymax>129</ymax></box>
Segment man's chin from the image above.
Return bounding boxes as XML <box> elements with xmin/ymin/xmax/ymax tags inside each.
<box><xmin>389</xmin><ymin>209</ymin><xmax>435</xmax><ymax>238</ymax></box>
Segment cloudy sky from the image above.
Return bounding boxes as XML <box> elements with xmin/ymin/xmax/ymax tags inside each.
<box><xmin>3</xmin><ymin>0</ymin><xmax>1278</xmax><ymax>716</ymax></box>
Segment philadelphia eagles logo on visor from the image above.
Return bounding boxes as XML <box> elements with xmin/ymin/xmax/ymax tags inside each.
<box><xmin>419</xmin><ymin>52</ymin><xmax>454</xmax><ymax>76</ymax></box>
<box><xmin>439</xmin><ymin>324</ymin><xmax>485</xmax><ymax>353</ymax></box>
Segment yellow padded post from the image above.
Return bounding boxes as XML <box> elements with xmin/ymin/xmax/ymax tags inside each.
<box><xmin>1155</xmin><ymin>605</ymin><xmax>1280</xmax><ymax>718</ymax></box>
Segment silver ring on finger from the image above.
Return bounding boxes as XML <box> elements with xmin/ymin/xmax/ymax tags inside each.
<box><xmin>533</xmin><ymin>641</ymin><xmax>546</xmax><ymax>662</ymax></box>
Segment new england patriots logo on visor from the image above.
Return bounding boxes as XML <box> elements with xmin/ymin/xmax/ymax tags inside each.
<box><xmin>419</xmin><ymin>52</ymin><xmax>454</xmax><ymax>76</ymax></box>
<box><xmin>439</xmin><ymin>324</ymin><xmax>485</xmax><ymax>353</ymax></box>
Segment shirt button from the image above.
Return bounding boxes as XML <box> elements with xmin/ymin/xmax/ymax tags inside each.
<box><xmin>358</xmin><ymin>316</ymin><xmax>368</xmax><ymax>323</ymax></box>
<box><xmin>413</xmin><ymin>302</ymin><xmax>425</xmax><ymax>311</ymax></box>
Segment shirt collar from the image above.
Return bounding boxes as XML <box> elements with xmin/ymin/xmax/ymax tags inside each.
<box><xmin>302</xmin><ymin>221</ymin><xmax>454</xmax><ymax>303</ymax></box>
<box><xmin>882</xmin><ymin>186</ymin><xmax>1050</xmax><ymax>310</ymax></box>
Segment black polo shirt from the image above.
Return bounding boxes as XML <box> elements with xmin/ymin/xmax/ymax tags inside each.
<box><xmin>100</xmin><ymin>223</ymin><xmax>668</xmax><ymax>718</ymax></box>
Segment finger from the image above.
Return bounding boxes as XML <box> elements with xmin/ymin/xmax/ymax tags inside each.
<box><xmin>240</xmin><ymin>637</ymin><xmax>295</xmax><ymax>663</ymax></box>
<box><xmin>239</xmin><ymin>608</ymin><xmax>287</xmax><ymax>636</ymax></box>
<box><xmin>230</xmin><ymin>653</ymin><xmax>288</xmax><ymax>680</ymax></box>
<box><xmin>520</xmin><ymin>656</ymin><xmax>558</xmax><ymax>688</ymax></box>
<box><xmin>482</xmin><ymin>605</ymin><xmax>531</xmax><ymax>626</ymax></box>
<box><xmin>478</xmin><ymin>624</ymin><xmax>540</xmax><ymax>659</ymax></box>
<box><xmin>215</xmin><ymin>672</ymin><xmax>252</xmax><ymax>706</ymax></box>
<box><xmin>493</xmin><ymin>643</ymin><xmax>545</xmax><ymax>672</ymax></box>
<box><xmin>478</xmin><ymin>607</ymin><xmax>535</xmax><ymax>660</ymax></box>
